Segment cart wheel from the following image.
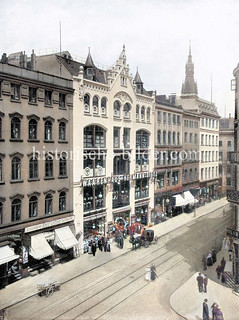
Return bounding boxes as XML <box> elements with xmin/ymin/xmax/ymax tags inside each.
<box><xmin>145</xmin><ymin>241</ymin><xmax>149</xmax><ymax>248</ymax></box>
<box><xmin>46</xmin><ymin>286</ymin><xmax>54</xmax><ymax>297</ymax></box>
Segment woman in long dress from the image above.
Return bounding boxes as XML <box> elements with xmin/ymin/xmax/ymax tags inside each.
<box><xmin>145</xmin><ymin>266</ymin><xmax>151</xmax><ymax>281</ymax></box>
<box><xmin>214</xmin><ymin>305</ymin><xmax>224</xmax><ymax>320</ymax></box>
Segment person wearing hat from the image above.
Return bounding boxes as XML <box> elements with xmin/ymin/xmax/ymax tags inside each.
<box><xmin>202</xmin><ymin>299</ymin><xmax>209</xmax><ymax>320</ymax></box>
<box><xmin>211</xmin><ymin>302</ymin><xmax>218</xmax><ymax>320</ymax></box>
<box><xmin>214</xmin><ymin>304</ymin><xmax>224</xmax><ymax>320</ymax></box>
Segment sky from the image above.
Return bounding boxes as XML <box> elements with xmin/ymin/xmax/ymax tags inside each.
<box><xmin>0</xmin><ymin>0</ymin><xmax>238</xmax><ymax>117</ymax></box>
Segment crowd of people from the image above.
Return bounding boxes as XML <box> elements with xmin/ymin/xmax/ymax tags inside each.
<box><xmin>88</xmin><ymin>235</ymin><xmax>111</xmax><ymax>256</ymax></box>
<box><xmin>203</xmin><ymin>299</ymin><xmax>224</xmax><ymax>320</ymax></box>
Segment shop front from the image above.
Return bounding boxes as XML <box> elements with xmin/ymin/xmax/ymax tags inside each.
<box><xmin>0</xmin><ymin>245</ymin><xmax>19</xmax><ymax>289</ymax></box>
<box><xmin>200</xmin><ymin>180</ymin><xmax>219</xmax><ymax>200</ymax></box>
<box><xmin>135</xmin><ymin>203</ymin><xmax>149</xmax><ymax>226</ymax></box>
<box><xmin>154</xmin><ymin>192</ymin><xmax>172</xmax><ymax>219</ymax></box>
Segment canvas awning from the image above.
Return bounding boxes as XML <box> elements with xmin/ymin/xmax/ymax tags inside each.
<box><xmin>0</xmin><ymin>246</ymin><xmax>19</xmax><ymax>265</ymax></box>
<box><xmin>173</xmin><ymin>194</ymin><xmax>189</xmax><ymax>207</ymax></box>
<box><xmin>55</xmin><ymin>226</ymin><xmax>78</xmax><ymax>250</ymax></box>
<box><xmin>183</xmin><ymin>191</ymin><xmax>198</xmax><ymax>205</ymax></box>
<box><xmin>29</xmin><ymin>233</ymin><xmax>54</xmax><ymax>260</ymax></box>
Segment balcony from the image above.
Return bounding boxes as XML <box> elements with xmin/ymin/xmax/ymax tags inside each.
<box><xmin>227</xmin><ymin>189</ymin><xmax>239</xmax><ymax>204</ymax></box>
<box><xmin>227</xmin><ymin>227</ymin><xmax>239</xmax><ymax>240</ymax></box>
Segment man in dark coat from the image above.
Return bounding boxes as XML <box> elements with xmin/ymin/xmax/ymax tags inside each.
<box><xmin>220</xmin><ymin>257</ymin><xmax>226</xmax><ymax>272</ymax></box>
<box><xmin>202</xmin><ymin>299</ymin><xmax>209</xmax><ymax>320</ymax></box>
<box><xmin>98</xmin><ymin>237</ymin><xmax>103</xmax><ymax>251</ymax></box>
<box><xmin>196</xmin><ymin>273</ymin><xmax>204</xmax><ymax>292</ymax></box>
<box><xmin>203</xmin><ymin>275</ymin><xmax>208</xmax><ymax>293</ymax></box>
<box><xmin>92</xmin><ymin>241</ymin><xmax>97</xmax><ymax>256</ymax></box>
<box><xmin>216</xmin><ymin>265</ymin><xmax>221</xmax><ymax>280</ymax></box>
<box><xmin>212</xmin><ymin>249</ymin><xmax>217</xmax><ymax>264</ymax></box>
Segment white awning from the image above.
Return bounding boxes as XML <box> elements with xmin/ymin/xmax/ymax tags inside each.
<box><xmin>0</xmin><ymin>246</ymin><xmax>19</xmax><ymax>265</ymax></box>
<box><xmin>183</xmin><ymin>191</ymin><xmax>198</xmax><ymax>205</ymax></box>
<box><xmin>173</xmin><ymin>194</ymin><xmax>189</xmax><ymax>207</ymax></box>
<box><xmin>29</xmin><ymin>233</ymin><xmax>54</xmax><ymax>260</ymax></box>
<box><xmin>55</xmin><ymin>226</ymin><xmax>78</xmax><ymax>250</ymax></box>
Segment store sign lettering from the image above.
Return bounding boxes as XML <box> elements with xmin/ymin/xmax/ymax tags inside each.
<box><xmin>25</xmin><ymin>216</ymin><xmax>74</xmax><ymax>233</ymax></box>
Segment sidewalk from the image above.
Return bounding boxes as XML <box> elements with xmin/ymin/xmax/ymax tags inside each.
<box><xmin>0</xmin><ymin>198</ymin><xmax>230</xmax><ymax>310</ymax></box>
<box><xmin>170</xmin><ymin>249</ymin><xmax>238</xmax><ymax>320</ymax></box>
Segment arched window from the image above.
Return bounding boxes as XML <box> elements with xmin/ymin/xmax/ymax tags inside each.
<box><xmin>12</xmin><ymin>199</ymin><xmax>21</xmax><ymax>221</ymax></box>
<box><xmin>136</xmin><ymin>130</ymin><xmax>149</xmax><ymax>149</ymax></box>
<box><xmin>45</xmin><ymin>156</ymin><xmax>53</xmax><ymax>177</ymax></box>
<box><xmin>11</xmin><ymin>117</ymin><xmax>21</xmax><ymax>139</ymax></box>
<box><xmin>146</xmin><ymin>108</ymin><xmax>150</xmax><ymax>122</ymax></box>
<box><xmin>84</xmin><ymin>125</ymin><xmax>106</xmax><ymax>148</ymax></box>
<box><xmin>101</xmin><ymin>97</ymin><xmax>107</xmax><ymax>115</ymax></box>
<box><xmin>59</xmin><ymin>191</ymin><xmax>66</xmax><ymax>212</ymax></box>
<box><xmin>84</xmin><ymin>94</ymin><xmax>90</xmax><ymax>113</ymax></box>
<box><xmin>44</xmin><ymin>121</ymin><xmax>52</xmax><ymax>141</ymax></box>
<box><xmin>0</xmin><ymin>202</ymin><xmax>2</xmax><ymax>224</ymax></box>
<box><xmin>11</xmin><ymin>157</ymin><xmax>21</xmax><ymax>180</ymax></box>
<box><xmin>123</xmin><ymin>103</ymin><xmax>131</xmax><ymax>119</ymax></box>
<box><xmin>59</xmin><ymin>156</ymin><xmax>67</xmax><ymax>177</ymax></box>
<box><xmin>114</xmin><ymin>101</ymin><xmax>121</xmax><ymax>117</ymax></box>
<box><xmin>29</xmin><ymin>119</ymin><xmax>37</xmax><ymax>140</ymax></box>
<box><xmin>29</xmin><ymin>157</ymin><xmax>38</xmax><ymax>179</ymax></box>
<box><xmin>141</xmin><ymin>106</ymin><xmax>145</xmax><ymax>121</ymax></box>
<box><xmin>29</xmin><ymin>196</ymin><xmax>38</xmax><ymax>217</ymax></box>
<box><xmin>136</xmin><ymin>105</ymin><xmax>140</xmax><ymax>121</ymax></box>
<box><xmin>45</xmin><ymin>194</ymin><xmax>53</xmax><ymax>215</ymax></box>
<box><xmin>93</xmin><ymin>96</ymin><xmax>99</xmax><ymax>114</ymax></box>
<box><xmin>59</xmin><ymin>122</ymin><xmax>66</xmax><ymax>141</ymax></box>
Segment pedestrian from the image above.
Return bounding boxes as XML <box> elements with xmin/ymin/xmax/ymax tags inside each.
<box><xmin>214</xmin><ymin>305</ymin><xmax>224</xmax><ymax>320</ymax></box>
<box><xmin>202</xmin><ymin>299</ymin><xmax>209</xmax><ymax>320</ymax></box>
<box><xmin>221</xmin><ymin>272</ymin><xmax>226</xmax><ymax>284</ymax></box>
<box><xmin>207</xmin><ymin>252</ymin><xmax>213</xmax><ymax>266</ymax></box>
<box><xmin>98</xmin><ymin>237</ymin><xmax>103</xmax><ymax>252</ymax></box>
<box><xmin>216</xmin><ymin>265</ymin><xmax>221</xmax><ymax>280</ymax></box>
<box><xmin>203</xmin><ymin>274</ymin><xmax>208</xmax><ymax>293</ymax></box>
<box><xmin>212</xmin><ymin>249</ymin><xmax>217</xmax><ymax>264</ymax></box>
<box><xmin>119</xmin><ymin>236</ymin><xmax>124</xmax><ymax>249</ymax></box>
<box><xmin>202</xmin><ymin>254</ymin><xmax>207</xmax><ymax>271</ymax></box>
<box><xmin>196</xmin><ymin>273</ymin><xmax>204</xmax><ymax>293</ymax></box>
<box><xmin>106</xmin><ymin>239</ymin><xmax>111</xmax><ymax>252</ymax></box>
<box><xmin>145</xmin><ymin>266</ymin><xmax>151</xmax><ymax>282</ymax></box>
<box><xmin>150</xmin><ymin>264</ymin><xmax>157</xmax><ymax>281</ymax></box>
<box><xmin>211</xmin><ymin>302</ymin><xmax>218</xmax><ymax>320</ymax></box>
<box><xmin>92</xmin><ymin>241</ymin><xmax>97</xmax><ymax>256</ymax></box>
<box><xmin>220</xmin><ymin>257</ymin><xmax>226</xmax><ymax>272</ymax></box>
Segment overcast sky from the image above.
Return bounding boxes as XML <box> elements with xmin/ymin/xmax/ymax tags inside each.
<box><xmin>1</xmin><ymin>0</ymin><xmax>238</xmax><ymax>117</ymax></box>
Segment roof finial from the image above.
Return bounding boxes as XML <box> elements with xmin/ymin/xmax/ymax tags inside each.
<box><xmin>123</xmin><ymin>44</ymin><xmax>125</xmax><ymax>51</ymax></box>
<box><xmin>189</xmin><ymin>40</ymin><xmax>191</xmax><ymax>55</ymax></box>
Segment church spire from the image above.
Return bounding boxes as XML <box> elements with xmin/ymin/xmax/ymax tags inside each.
<box><xmin>181</xmin><ymin>42</ymin><xmax>198</xmax><ymax>96</ymax></box>
<box><xmin>118</xmin><ymin>44</ymin><xmax>126</xmax><ymax>65</ymax></box>
<box><xmin>85</xmin><ymin>47</ymin><xmax>95</xmax><ymax>68</ymax></box>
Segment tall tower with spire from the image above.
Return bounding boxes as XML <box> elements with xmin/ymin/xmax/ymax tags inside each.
<box><xmin>134</xmin><ymin>68</ymin><xmax>144</xmax><ymax>94</ymax></box>
<box><xmin>181</xmin><ymin>43</ymin><xmax>198</xmax><ymax>97</ymax></box>
<box><xmin>84</xmin><ymin>47</ymin><xmax>96</xmax><ymax>81</ymax></box>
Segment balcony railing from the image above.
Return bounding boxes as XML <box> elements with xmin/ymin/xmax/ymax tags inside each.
<box><xmin>227</xmin><ymin>189</ymin><xmax>239</xmax><ymax>204</ymax></box>
<box><xmin>227</xmin><ymin>227</ymin><xmax>239</xmax><ymax>240</ymax></box>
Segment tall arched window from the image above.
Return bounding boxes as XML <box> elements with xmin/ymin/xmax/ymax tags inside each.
<box><xmin>12</xmin><ymin>199</ymin><xmax>21</xmax><ymax>221</ymax></box>
<box><xmin>45</xmin><ymin>194</ymin><xmax>53</xmax><ymax>215</ymax></box>
<box><xmin>44</xmin><ymin>121</ymin><xmax>52</xmax><ymax>141</ymax></box>
<box><xmin>29</xmin><ymin>119</ymin><xmax>37</xmax><ymax>140</ymax></box>
<box><xmin>123</xmin><ymin>103</ymin><xmax>131</xmax><ymax>119</ymax></box>
<box><xmin>136</xmin><ymin>105</ymin><xmax>140</xmax><ymax>121</ymax></box>
<box><xmin>11</xmin><ymin>117</ymin><xmax>21</xmax><ymax>139</ymax></box>
<box><xmin>93</xmin><ymin>96</ymin><xmax>99</xmax><ymax>114</ymax></box>
<box><xmin>11</xmin><ymin>157</ymin><xmax>21</xmax><ymax>180</ymax></box>
<box><xmin>146</xmin><ymin>108</ymin><xmax>150</xmax><ymax>122</ymax></box>
<box><xmin>84</xmin><ymin>125</ymin><xmax>106</xmax><ymax>148</ymax></box>
<box><xmin>59</xmin><ymin>122</ymin><xmax>66</xmax><ymax>141</ymax></box>
<box><xmin>45</xmin><ymin>156</ymin><xmax>53</xmax><ymax>177</ymax></box>
<box><xmin>113</xmin><ymin>101</ymin><xmax>121</xmax><ymax>117</ymax></box>
<box><xmin>59</xmin><ymin>156</ymin><xmax>67</xmax><ymax>177</ymax></box>
<box><xmin>101</xmin><ymin>97</ymin><xmax>107</xmax><ymax>115</ymax></box>
<box><xmin>84</xmin><ymin>94</ymin><xmax>90</xmax><ymax>113</ymax></box>
<box><xmin>29</xmin><ymin>196</ymin><xmax>38</xmax><ymax>217</ymax></box>
<box><xmin>29</xmin><ymin>157</ymin><xmax>38</xmax><ymax>179</ymax></box>
<box><xmin>59</xmin><ymin>191</ymin><xmax>66</xmax><ymax>212</ymax></box>
<box><xmin>141</xmin><ymin>106</ymin><xmax>145</xmax><ymax>121</ymax></box>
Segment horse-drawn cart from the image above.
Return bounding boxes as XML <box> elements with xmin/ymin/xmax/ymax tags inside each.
<box><xmin>130</xmin><ymin>229</ymin><xmax>158</xmax><ymax>250</ymax></box>
<box><xmin>37</xmin><ymin>281</ymin><xmax>60</xmax><ymax>297</ymax></box>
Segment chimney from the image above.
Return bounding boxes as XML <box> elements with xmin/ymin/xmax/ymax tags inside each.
<box><xmin>31</xmin><ymin>49</ymin><xmax>36</xmax><ymax>70</ymax></box>
<box><xmin>19</xmin><ymin>51</ymin><xmax>27</xmax><ymax>68</ymax></box>
<box><xmin>1</xmin><ymin>53</ymin><xmax>8</xmax><ymax>63</ymax></box>
<box><xmin>169</xmin><ymin>93</ymin><xmax>176</xmax><ymax>105</ymax></box>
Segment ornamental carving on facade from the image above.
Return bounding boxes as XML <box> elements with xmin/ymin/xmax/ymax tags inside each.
<box><xmin>114</xmin><ymin>91</ymin><xmax>133</xmax><ymax>104</ymax></box>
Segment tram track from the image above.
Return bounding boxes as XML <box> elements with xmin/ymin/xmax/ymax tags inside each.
<box><xmin>19</xmin><ymin>214</ymin><xmax>232</xmax><ymax>320</ymax></box>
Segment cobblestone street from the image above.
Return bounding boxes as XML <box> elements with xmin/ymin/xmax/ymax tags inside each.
<box><xmin>6</xmin><ymin>201</ymin><xmax>233</xmax><ymax>320</ymax></box>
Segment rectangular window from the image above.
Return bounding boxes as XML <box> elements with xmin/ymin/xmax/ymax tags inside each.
<box><xmin>201</xmin><ymin>151</ymin><xmax>204</xmax><ymax>162</ymax></box>
<box><xmin>29</xmin><ymin>87</ymin><xmax>37</xmax><ymax>103</ymax></box>
<box><xmin>11</xmin><ymin>84</ymin><xmax>20</xmax><ymax>100</ymax></box>
<box><xmin>172</xmin><ymin>171</ymin><xmax>179</xmax><ymax>185</ymax></box>
<box><xmin>184</xmin><ymin>132</ymin><xmax>187</xmax><ymax>143</ymax></box>
<box><xmin>227</xmin><ymin>140</ymin><xmax>232</xmax><ymax>147</ymax></box>
<box><xmin>168</xmin><ymin>113</ymin><xmax>171</xmax><ymax>124</ymax></box>
<box><xmin>184</xmin><ymin>120</ymin><xmax>187</xmax><ymax>127</ymax></box>
<box><xmin>201</xmin><ymin>118</ymin><xmax>204</xmax><ymax>127</ymax></box>
<box><xmin>173</xmin><ymin>114</ymin><xmax>176</xmax><ymax>124</ymax></box>
<box><xmin>201</xmin><ymin>134</ymin><xmax>204</xmax><ymax>146</ymax></box>
<box><xmin>157</xmin><ymin>111</ymin><xmax>161</xmax><ymax>122</ymax></box>
<box><xmin>157</xmin><ymin>130</ymin><xmax>161</xmax><ymax>144</ymax></box>
<box><xmin>212</xmin><ymin>151</ymin><xmax>214</xmax><ymax>161</ymax></box>
<box><xmin>227</xmin><ymin>177</ymin><xmax>231</xmax><ymax>186</ymax></box>
<box><xmin>59</xmin><ymin>93</ymin><xmax>66</xmax><ymax>109</ymax></box>
<box><xmin>189</xmin><ymin>133</ymin><xmax>193</xmax><ymax>143</ymax></box>
<box><xmin>219</xmin><ymin>152</ymin><xmax>223</xmax><ymax>160</ymax></box>
<box><xmin>219</xmin><ymin>140</ymin><xmax>222</xmax><ymax>147</ymax></box>
<box><xmin>114</xmin><ymin>127</ymin><xmax>120</xmax><ymax>148</ymax></box>
<box><xmin>194</xmin><ymin>133</ymin><xmax>197</xmax><ymax>144</ymax></box>
<box><xmin>163</xmin><ymin>112</ymin><xmax>167</xmax><ymax>123</ymax></box>
<box><xmin>227</xmin><ymin>165</ymin><xmax>231</xmax><ymax>174</ymax></box>
<box><xmin>45</xmin><ymin>90</ymin><xmax>52</xmax><ymax>106</ymax></box>
<box><xmin>219</xmin><ymin>164</ymin><xmax>222</xmax><ymax>174</ymax></box>
<box><xmin>156</xmin><ymin>173</ymin><xmax>164</xmax><ymax>189</ymax></box>
<box><xmin>123</xmin><ymin>128</ymin><xmax>130</xmax><ymax>148</ymax></box>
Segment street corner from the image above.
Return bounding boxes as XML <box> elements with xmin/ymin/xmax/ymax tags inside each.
<box><xmin>169</xmin><ymin>272</ymin><xmax>238</xmax><ymax>320</ymax></box>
